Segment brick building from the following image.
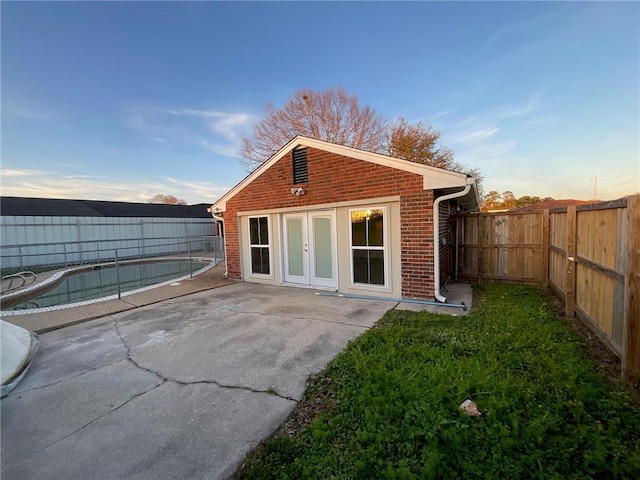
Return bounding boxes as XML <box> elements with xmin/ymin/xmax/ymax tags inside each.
<box><xmin>209</xmin><ymin>136</ymin><xmax>479</xmax><ymax>301</ymax></box>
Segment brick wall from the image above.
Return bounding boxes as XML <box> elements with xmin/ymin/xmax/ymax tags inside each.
<box><xmin>223</xmin><ymin>147</ymin><xmax>436</xmax><ymax>298</ymax></box>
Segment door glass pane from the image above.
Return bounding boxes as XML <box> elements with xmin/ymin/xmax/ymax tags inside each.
<box><xmin>287</xmin><ymin>218</ymin><xmax>304</xmax><ymax>276</ymax></box>
<box><xmin>352</xmin><ymin>249</ymin><xmax>369</xmax><ymax>284</ymax></box>
<box><xmin>314</xmin><ymin>217</ymin><xmax>332</xmax><ymax>279</ymax></box>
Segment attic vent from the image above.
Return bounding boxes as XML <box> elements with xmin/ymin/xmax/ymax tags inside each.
<box><xmin>292</xmin><ymin>148</ymin><xmax>308</xmax><ymax>184</ymax></box>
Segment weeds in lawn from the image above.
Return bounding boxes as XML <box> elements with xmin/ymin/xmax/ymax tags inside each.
<box><xmin>237</xmin><ymin>284</ymin><xmax>640</xmax><ymax>479</ymax></box>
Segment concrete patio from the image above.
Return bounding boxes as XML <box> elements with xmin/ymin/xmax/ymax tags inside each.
<box><xmin>1</xmin><ymin>274</ymin><xmax>472</xmax><ymax>479</ymax></box>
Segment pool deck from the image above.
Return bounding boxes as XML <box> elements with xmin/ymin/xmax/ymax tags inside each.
<box><xmin>1</xmin><ymin>263</ymin><xmax>234</xmax><ymax>333</ymax></box>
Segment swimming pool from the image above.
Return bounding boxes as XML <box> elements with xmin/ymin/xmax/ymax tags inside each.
<box><xmin>4</xmin><ymin>259</ymin><xmax>213</xmax><ymax>313</ymax></box>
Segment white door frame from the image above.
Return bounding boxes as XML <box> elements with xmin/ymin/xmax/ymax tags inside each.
<box><xmin>282</xmin><ymin>210</ymin><xmax>337</xmax><ymax>288</ymax></box>
<box><xmin>282</xmin><ymin>213</ymin><xmax>309</xmax><ymax>285</ymax></box>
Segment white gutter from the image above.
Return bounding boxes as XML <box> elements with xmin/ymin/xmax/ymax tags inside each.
<box><xmin>208</xmin><ymin>209</ymin><xmax>228</xmax><ymax>278</ymax></box>
<box><xmin>433</xmin><ymin>183</ymin><xmax>472</xmax><ymax>303</ymax></box>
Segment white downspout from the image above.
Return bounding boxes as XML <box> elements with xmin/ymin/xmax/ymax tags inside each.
<box><xmin>209</xmin><ymin>210</ymin><xmax>228</xmax><ymax>278</ymax></box>
<box><xmin>433</xmin><ymin>183</ymin><xmax>472</xmax><ymax>302</ymax></box>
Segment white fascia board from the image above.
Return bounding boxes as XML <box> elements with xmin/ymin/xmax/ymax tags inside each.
<box><xmin>209</xmin><ymin>136</ymin><xmax>469</xmax><ymax>212</ymax></box>
<box><xmin>423</xmin><ymin>170</ymin><xmax>469</xmax><ymax>190</ymax></box>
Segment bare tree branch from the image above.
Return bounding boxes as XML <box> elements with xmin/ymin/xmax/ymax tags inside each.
<box><xmin>240</xmin><ymin>87</ymin><xmax>388</xmax><ymax>170</ymax></box>
<box><xmin>148</xmin><ymin>194</ymin><xmax>187</xmax><ymax>205</ymax></box>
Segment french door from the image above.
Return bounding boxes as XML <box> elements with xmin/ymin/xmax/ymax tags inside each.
<box><xmin>282</xmin><ymin>211</ymin><xmax>337</xmax><ymax>288</ymax></box>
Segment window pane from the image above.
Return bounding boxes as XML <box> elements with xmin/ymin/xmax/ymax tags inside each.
<box><xmin>287</xmin><ymin>218</ymin><xmax>304</xmax><ymax>276</ymax></box>
<box><xmin>351</xmin><ymin>211</ymin><xmax>367</xmax><ymax>246</ymax></box>
<box><xmin>249</xmin><ymin>218</ymin><xmax>259</xmax><ymax>245</ymax></box>
<box><xmin>368</xmin><ymin>210</ymin><xmax>384</xmax><ymax>247</ymax></box>
<box><xmin>352</xmin><ymin>249</ymin><xmax>369</xmax><ymax>284</ymax></box>
<box><xmin>251</xmin><ymin>247</ymin><xmax>270</xmax><ymax>274</ymax></box>
<box><xmin>314</xmin><ymin>217</ymin><xmax>332</xmax><ymax>279</ymax></box>
<box><xmin>369</xmin><ymin>250</ymin><xmax>385</xmax><ymax>285</ymax></box>
<box><xmin>259</xmin><ymin>217</ymin><xmax>269</xmax><ymax>245</ymax></box>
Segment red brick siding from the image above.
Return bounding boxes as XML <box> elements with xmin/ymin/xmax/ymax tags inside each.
<box><xmin>223</xmin><ymin>147</ymin><xmax>436</xmax><ymax>298</ymax></box>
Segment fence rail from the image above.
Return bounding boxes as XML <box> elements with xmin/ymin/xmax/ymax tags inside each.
<box><xmin>1</xmin><ymin>236</ymin><xmax>225</xmax><ymax>310</ymax></box>
<box><xmin>455</xmin><ymin>195</ymin><xmax>639</xmax><ymax>385</ymax></box>
<box><xmin>1</xmin><ymin>235</ymin><xmax>224</xmax><ymax>275</ymax></box>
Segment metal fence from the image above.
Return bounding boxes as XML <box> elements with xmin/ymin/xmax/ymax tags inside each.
<box><xmin>1</xmin><ymin>236</ymin><xmax>225</xmax><ymax>310</ymax></box>
<box><xmin>0</xmin><ymin>215</ymin><xmax>216</xmax><ymax>268</ymax></box>
<box><xmin>1</xmin><ymin>235</ymin><xmax>224</xmax><ymax>276</ymax></box>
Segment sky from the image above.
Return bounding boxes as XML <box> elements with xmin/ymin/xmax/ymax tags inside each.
<box><xmin>1</xmin><ymin>1</ymin><xmax>639</xmax><ymax>205</ymax></box>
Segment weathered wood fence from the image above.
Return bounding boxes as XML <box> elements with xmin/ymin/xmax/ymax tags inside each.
<box><xmin>455</xmin><ymin>195</ymin><xmax>639</xmax><ymax>385</ymax></box>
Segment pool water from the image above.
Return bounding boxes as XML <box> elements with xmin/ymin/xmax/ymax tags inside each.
<box><xmin>11</xmin><ymin>261</ymin><xmax>210</xmax><ymax>310</ymax></box>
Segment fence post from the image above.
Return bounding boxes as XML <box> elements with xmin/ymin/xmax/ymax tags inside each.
<box><xmin>477</xmin><ymin>214</ymin><xmax>484</xmax><ymax>285</ymax></box>
<box><xmin>542</xmin><ymin>209</ymin><xmax>550</xmax><ymax>288</ymax></box>
<box><xmin>115</xmin><ymin>249</ymin><xmax>122</xmax><ymax>300</ymax></box>
<box><xmin>188</xmin><ymin>241</ymin><xmax>193</xmax><ymax>278</ymax></box>
<box><xmin>565</xmin><ymin>205</ymin><xmax>577</xmax><ymax>317</ymax></box>
<box><xmin>623</xmin><ymin>195</ymin><xmax>640</xmax><ymax>385</ymax></box>
<box><xmin>18</xmin><ymin>245</ymin><xmax>24</xmax><ymax>271</ymax></box>
<box><xmin>63</xmin><ymin>243</ymin><xmax>68</xmax><ymax>267</ymax></box>
<box><xmin>77</xmin><ymin>219</ymin><xmax>83</xmax><ymax>265</ymax></box>
<box><xmin>140</xmin><ymin>220</ymin><xmax>145</xmax><ymax>258</ymax></box>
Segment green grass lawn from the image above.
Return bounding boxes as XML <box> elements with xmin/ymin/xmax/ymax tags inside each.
<box><xmin>237</xmin><ymin>284</ymin><xmax>640</xmax><ymax>479</ymax></box>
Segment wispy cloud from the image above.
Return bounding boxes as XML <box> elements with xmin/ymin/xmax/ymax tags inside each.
<box><xmin>440</xmin><ymin>93</ymin><xmax>545</xmax><ymax>190</ymax></box>
<box><xmin>2</xmin><ymin>97</ymin><xmax>62</xmax><ymax>121</ymax></box>
<box><xmin>492</xmin><ymin>94</ymin><xmax>542</xmax><ymax>120</ymax></box>
<box><xmin>449</xmin><ymin>125</ymin><xmax>502</xmax><ymax>143</ymax></box>
<box><xmin>208</xmin><ymin>113</ymin><xmax>254</xmax><ymax>139</ymax></box>
<box><xmin>1</xmin><ymin>168</ymin><xmax>51</xmax><ymax>177</ymax></box>
<box><xmin>9</xmin><ymin>108</ymin><xmax>60</xmax><ymax>121</ymax></box>
<box><xmin>445</xmin><ymin>92</ymin><xmax>545</xmax><ymax>174</ymax></box>
<box><xmin>484</xmin><ymin>4</ymin><xmax>574</xmax><ymax>51</ymax></box>
<box><xmin>0</xmin><ymin>168</ymin><xmax>229</xmax><ymax>204</ymax></box>
<box><xmin>125</xmin><ymin>106</ymin><xmax>256</xmax><ymax>157</ymax></box>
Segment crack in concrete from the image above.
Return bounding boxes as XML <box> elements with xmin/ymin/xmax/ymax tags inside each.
<box><xmin>112</xmin><ymin>317</ymin><xmax>297</xmax><ymax>402</ymax></box>
<box><xmin>9</xmin><ymin>358</ymin><xmax>129</xmax><ymax>396</ymax></box>
<box><xmin>18</xmin><ymin>318</ymin><xmax>296</xmax><ymax>459</ymax></box>
<box><xmin>215</xmin><ymin>304</ymin><xmax>371</xmax><ymax>329</ymax></box>
<box><xmin>113</xmin><ymin>317</ymin><xmax>167</xmax><ymax>384</ymax></box>
<box><xmin>29</xmin><ymin>381</ymin><xmax>165</xmax><ymax>457</ymax></box>
<box><xmin>178</xmin><ymin>379</ymin><xmax>298</xmax><ymax>402</ymax></box>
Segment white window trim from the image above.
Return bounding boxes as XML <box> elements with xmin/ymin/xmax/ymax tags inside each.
<box><xmin>247</xmin><ymin>215</ymin><xmax>273</xmax><ymax>279</ymax></box>
<box><xmin>349</xmin><ymin>206</ymin><xmax>389</xmax><ymax>289</ymax></box>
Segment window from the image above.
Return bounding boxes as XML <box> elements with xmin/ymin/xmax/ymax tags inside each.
<box><xmin>249</xmin><ymin>216</ymin><xmax>270</xmax><ymax>275</ymax></box>
<box><xmin>292</xmin><ymin>148</ymin><xmax>308</xmax><ymax>184</ymax></box>
<box><xmin>350</xmin><ymin>208</ymin><xmax>385</xmax><ymax>286</ymax></box>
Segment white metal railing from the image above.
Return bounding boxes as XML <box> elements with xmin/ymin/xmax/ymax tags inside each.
<box><xmin>1</xmin><ymin>271</ymin><xmax>36</xmax><ymax>293</ymax></box>
<box><xmin>0</xmin><ymin>236</ymin><xmax>225</xmax><ymax>276</ymax></box>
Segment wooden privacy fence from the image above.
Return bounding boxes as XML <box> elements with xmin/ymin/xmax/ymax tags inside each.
<box><xmin>455</xmin><ymin>195</ymin><xmax>639</xmax><ymax>385</ymax></box>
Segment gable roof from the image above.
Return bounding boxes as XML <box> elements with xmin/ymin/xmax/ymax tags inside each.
<box><xmin>1</xmin><ymin>197</ymin><xmax>212</xmax><ymax>218</ymax></box>
<box><xmin>210</xmin><ymin>136</ymin><xmax>479</xmax><ymax>212</ymax></box>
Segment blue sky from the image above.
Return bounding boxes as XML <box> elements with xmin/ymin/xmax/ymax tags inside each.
<box><xmin>2</xmin><ymin>1</ymin><xmax>638</xmax><ymax>204</ymax></box>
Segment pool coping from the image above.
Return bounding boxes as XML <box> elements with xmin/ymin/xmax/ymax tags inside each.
<box><xmin>1</xmin><ymin>257</ymin><xmax>220</xmax><ymax>313</ymax></box>
<box><xmin>0</xmin><ymin>262</ymin><xmax>234</xmax><ymax>333</ymax></box>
